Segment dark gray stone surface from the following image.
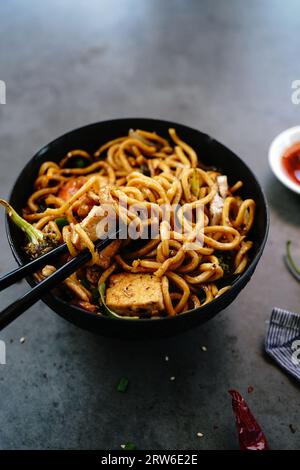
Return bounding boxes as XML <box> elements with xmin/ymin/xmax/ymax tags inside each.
<box><xmin>0</xmin><ymin>0</ymin><xmax>299</xmax><ymax>450</ymax></box>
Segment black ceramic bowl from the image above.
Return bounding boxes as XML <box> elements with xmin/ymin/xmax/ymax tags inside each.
<box><xmin>6</xmin><ymin>118</ymin><xmax>269</xmax><ymax>338</ymax></box>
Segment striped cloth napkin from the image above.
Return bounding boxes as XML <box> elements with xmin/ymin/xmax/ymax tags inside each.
<box><xmin>265</xmin><ymin>307</ymin><xmax>300</xmax><ymax>382</ymax></box>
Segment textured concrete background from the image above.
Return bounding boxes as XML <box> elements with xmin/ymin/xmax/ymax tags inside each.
<box><xmin>0</xmin><ymin>0</ymin><xmax>299</xmax><ymax>450</ymax></box>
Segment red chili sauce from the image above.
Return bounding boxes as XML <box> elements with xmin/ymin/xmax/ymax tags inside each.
<box><xmin>282</xmin><ymin>142</ymin><xmax>300</xmax><ymax>185</ymax></box>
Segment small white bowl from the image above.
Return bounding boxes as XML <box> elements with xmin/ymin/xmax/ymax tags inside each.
<box><xmin>268</xmin><ymin>126</ymin><xmax>300</xmax><ymax>195</ymax></box>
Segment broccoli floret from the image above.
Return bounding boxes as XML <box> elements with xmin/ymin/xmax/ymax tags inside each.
<box><xmin>0</xmin><ymin>199</ymin><xmax>59</xmax><ymax>258</ymax></box>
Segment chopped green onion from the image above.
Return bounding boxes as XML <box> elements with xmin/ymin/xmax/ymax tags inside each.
<box><xmin>122</xmin><ymin>443</ymin><xmax>136</xmax><ymax>450</ymax></box>
<box><xmin>98</xmin><ymin>283</ymin><xmax>139</xmax><ymax>320</ymax></box>
<box><xmin>117</xmin><ymin>377</ymin><xmax>129</xmax><ymax>392</ymax></box>
<box><xmin>73</xmin><ymin>157</ymin><xmax>86</xmax><ymax>168</ymax></box>
<box><xmin>55</xmin><ymin>217</ymin><xmax>69</xmax><ymax>230</ymax></box>
<box><xmin>286</xmin><ymin>240</ymin><xmax>300</xmax><ymax>275</ymax></box>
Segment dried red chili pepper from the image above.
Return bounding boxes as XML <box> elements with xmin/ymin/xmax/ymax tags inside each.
<box><xmin>229</xmin><ymin>389</ymin><xmax>269</xmax><ymax>450</ymax></box>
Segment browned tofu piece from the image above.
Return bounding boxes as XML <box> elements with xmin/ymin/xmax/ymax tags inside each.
<box><xmin>79</xmin><ymin>186</ymin><xmax>117</xmax><ymax>242</ymax></box>
<box><xmin>106</xmin><ymin>273</ymin><xmax>164</xmax><ymax>316</ymax></box>
<box><xmin>71</xmin><ymin>186</ymin><xmax>120</xmax><ymax>268</ymax></box>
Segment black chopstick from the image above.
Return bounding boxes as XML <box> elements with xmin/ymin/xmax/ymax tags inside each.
<box><xmin>0</xmin><ymin>243</ymin><xmax>68</xmax><ymax>292</ymax></box>
<box><xmin>0</xmin><ymin>232</ymin><xmax>119</xmax><ymax>331</ymax></box>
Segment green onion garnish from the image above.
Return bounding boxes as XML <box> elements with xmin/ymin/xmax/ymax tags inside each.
<box><xmin>122</xmin><ymin>443</ymin><xmax>136</xmax><ymax>450</ymax></box>
<box><xmin>117</xmin><ymin>377</ymin><xmax>129</xmax><ymax>393</ymax></box>
<box><xmin>55</xmin><ymin>217</ymin><xmax>69</xmax><ymax>230</ymax></box>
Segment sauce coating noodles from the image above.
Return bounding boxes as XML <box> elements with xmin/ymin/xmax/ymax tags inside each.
<box><xmin>23</xmin><ymin>128</ymin><xmax>255</xmax><ymax>317</ymax></box>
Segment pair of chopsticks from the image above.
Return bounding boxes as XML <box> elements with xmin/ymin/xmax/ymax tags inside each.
<box><xmin>0</xmin><ymin>232</ymin><xmax>119</xmax><ymax>331</ymax></box>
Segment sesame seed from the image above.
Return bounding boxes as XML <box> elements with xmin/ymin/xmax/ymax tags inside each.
<box><xmin>120</xmin><ymin>444</ymin><xmax>125</xmax><ymax>449</ymax></box>
<box><xmin>165</xmin><ymin>355</ymin><xmax>169</xmax><ymax>361</ymax></box>
<box><xmin>20</xmin><ymin>337</ymin><xmax>26</xmax><ymax>344</ymax></box>
<box><xmin>170</xmin><ymin>376</ymin><xmax>175</xmax><ymax>381</ymax></box>
<box><xmin>197</xmin><ymin>432</ymin><xmax>204</xmax><ymax>438</ymax></box>
<box><xmin>201</xmin><ymin>346</ymin><xmax>207</xmax><ymax>352</ymax></box>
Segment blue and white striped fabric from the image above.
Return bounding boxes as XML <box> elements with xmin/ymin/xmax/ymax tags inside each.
<box><xmin>265</xmin><ymin>307</ymin><xmax>300</xmax><ymax>382</ymax></box>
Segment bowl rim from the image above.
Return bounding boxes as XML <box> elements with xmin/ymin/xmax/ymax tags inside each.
<box><xmin>268</xmin><ymin>125</ymin><xmax>300</xmax><ymax>195</ymax></box>
<box><xmin>5</xmin><ymin>117</ymin><xmax>270</xmax><ymax>325</ymax></box>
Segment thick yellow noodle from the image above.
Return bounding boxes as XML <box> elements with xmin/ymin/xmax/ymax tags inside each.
<box><xmin>22</xmin><ymin>128</ymin><xmax>256</xmax><ymax>317</ymax></box>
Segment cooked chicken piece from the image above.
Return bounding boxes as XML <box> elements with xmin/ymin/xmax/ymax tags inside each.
<box><xmin>217</xmin><ymin>175</ymin><xmax>228</xmax><ymax>198</ymax></box>
<box><xmin>41</xmin><ymin>264</ymin><xmax>56</xmax><ymax>277</ymax></box>
<box><xmin>106</xmin><ymin>273</ymin><xmax>164</xmax><ymax>316</ymax></box>
<box><xmin>210</xmin><ymin>175</ymin><xmax>228</xmax><ymax>225</ymax></box>
<box><xmin>210</xmin><ymin>192</ymin><xmax>224</xmax><ymax>225</ymax></box>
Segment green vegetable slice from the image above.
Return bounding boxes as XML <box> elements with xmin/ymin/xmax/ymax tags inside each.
<box><xmin>55</xmin><ymin>217</ymin><xmax>69</xmax><ymax>230</ymax></box>
<box><xmin>117</xmin><ymin>377</ymin><xmax>129</xmax><ymax>392</ymax></box>
<box><xmin>122</xmin><ymin>443</ymin><xmax>136</xmax><ymax>450</ymax></box>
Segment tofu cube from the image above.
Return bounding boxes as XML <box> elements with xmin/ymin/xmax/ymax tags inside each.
<box><xmin>106</xmin><ymin>273</ymin><xmax>164</xmax><ymax>316</ymax></box>
<box><xmin>79</xmin><ymin>186</ymin><xmax>117</xmax><ymax>242</ymax></box>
